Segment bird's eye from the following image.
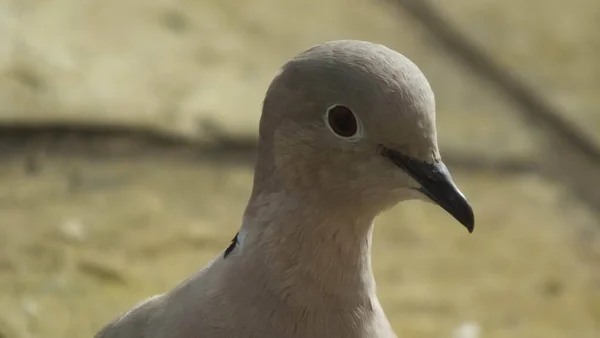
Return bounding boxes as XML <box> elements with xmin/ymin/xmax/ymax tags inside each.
<box><xmin>326</xmin><ymin>105</ymin><xmax>361</xmax><ymax>140</ymax></box>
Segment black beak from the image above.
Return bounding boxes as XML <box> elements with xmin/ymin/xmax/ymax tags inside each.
<box><xmin>380</xmin><ymin>146</ymin><xmax>475</xmax><ymax>233</ymax></box>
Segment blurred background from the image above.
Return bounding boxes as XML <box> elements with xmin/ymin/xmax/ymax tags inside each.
<box><xmin>0</xmin><ymin>0</ymin><xmax>599</xmax><ymax>337</ymax></box>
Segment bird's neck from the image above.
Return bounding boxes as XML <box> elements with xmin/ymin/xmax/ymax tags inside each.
<box><xmin>237</xmin><ymin>190</ymin><xmax>378</xmax><ymax>308</ymax></box>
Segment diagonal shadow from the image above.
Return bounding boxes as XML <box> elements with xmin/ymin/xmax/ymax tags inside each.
<box><xmin>388</xmin><ymin>0</ymin><xmax>600</xmax><ymax>215</ymax></box>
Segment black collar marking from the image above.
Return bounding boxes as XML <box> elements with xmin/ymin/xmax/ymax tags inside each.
<box><xmin>224</xmin><ymin>233</ymin><xmax>239</xmax><ymax>258</ymax></box>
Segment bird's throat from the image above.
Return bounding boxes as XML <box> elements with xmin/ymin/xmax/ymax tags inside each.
<box><xmin>237</xmin><ymin>191</ymin><xmax>378</xmax><ymax>308</ymax></box>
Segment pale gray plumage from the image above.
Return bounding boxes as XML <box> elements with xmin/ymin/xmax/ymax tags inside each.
<box><xmin>94</xmin><ymin>40</ymin><xmax>474</xmax><ymax>338</ymax></box>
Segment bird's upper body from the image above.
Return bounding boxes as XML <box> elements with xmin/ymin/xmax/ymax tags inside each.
<box><xmin>95</xmin><ymin>40</ymin><xmax>474</xmax><ymax>338</ymax></box>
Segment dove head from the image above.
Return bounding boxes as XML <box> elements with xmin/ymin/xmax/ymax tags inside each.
<box><xmin>253</xmin><ymin>40</ymin><xmax>474</xmax><ymax>232</ymax></box>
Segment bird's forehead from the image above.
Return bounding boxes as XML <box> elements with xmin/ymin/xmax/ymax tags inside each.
<box><xmin>265</xmin><ymin>41</ymin><xmax>439</xmax><ymax>161</ymax></box>
<box><xmin>294</xmin><ymin>45</ymin><xmax>433</xmax><ymax>126</ymax></box>
<box><xmin>284</xmin><ymin>41</ymin><xmax>435</xmax><ymax>116</ymax></box>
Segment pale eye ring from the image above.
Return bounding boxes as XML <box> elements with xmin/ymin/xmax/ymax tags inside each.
<box><xmin>324</xmin><ymin>104</ymin><xmax>364</xmax><ymax>141</ymax></box>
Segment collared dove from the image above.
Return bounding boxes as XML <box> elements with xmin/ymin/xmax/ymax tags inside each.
<box><xmin>94</xmin><ymin>40</ymin><xmax>474</xmax><ymax>338</ymax></box>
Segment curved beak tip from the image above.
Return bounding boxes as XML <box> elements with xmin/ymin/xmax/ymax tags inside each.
<box><xmin>420</xmin><ymin>185</ymin><xmax>475</xmax><ymax>233</ymax></box>
<box><xmin>462</xmin><ymin>206</ymin><xmax>475</xmax><ymax>234</ymax></box>
<box><xmin>381</xmin><ymin>147</ymin><xmax>476</xmax><ymax>233</ymax></box>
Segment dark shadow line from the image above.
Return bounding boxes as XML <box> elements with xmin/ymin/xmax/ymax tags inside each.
<box><xmin>0</xmin><ymin>122</ymin><xmax>537</xmax><ymax>175</ymax></box>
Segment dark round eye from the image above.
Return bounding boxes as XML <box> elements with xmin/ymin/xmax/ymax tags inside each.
<box><xmin>326</xmin><ymin>105</ymin><xmax>358</xmax><ymax>138</ymax></box>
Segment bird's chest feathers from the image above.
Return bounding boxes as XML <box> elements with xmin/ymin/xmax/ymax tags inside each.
<box><xmin>216</xmin><ymin>259</ymin><xmax>393</xmax><ymax>338</ymax></box>
<box><xmin>227</xmin><ymin>301</ymin><xmax>390</xmax><ymax>338</ymax></box>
